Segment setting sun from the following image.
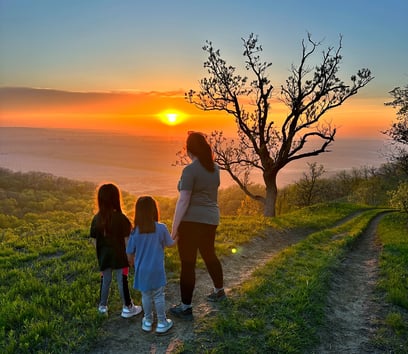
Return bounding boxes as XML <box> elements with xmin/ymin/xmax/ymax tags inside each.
<box><xmin>167</xmin><ymin>113</ymin><xmax>177</xmax><ymax>124</ymax></box>
<box><xmin>158</xmin><ymin>110</ymin><xmax>186</xmax><ymax>126</ymax></box>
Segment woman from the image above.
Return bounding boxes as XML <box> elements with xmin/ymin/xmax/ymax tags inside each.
<box><xmin>170</xmin><ymin>132</ymin><xmax>225</xmax><ymax>320</ymax></box>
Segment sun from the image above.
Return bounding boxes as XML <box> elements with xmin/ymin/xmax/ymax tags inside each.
<box><xmin>158</xmin><ymin>110</ymin><xmax>186</xmax><ymax>126</ymax></box>
<box><xmin>166</xmin><ymin>113</ymin><xmax>178</xmax><ymax>124</ymax></box>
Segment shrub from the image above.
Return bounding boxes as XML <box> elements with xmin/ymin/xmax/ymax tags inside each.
<box><xmin>388</xmin><ymin>181</ymin><xmax>408</xmax><ymax>213</ymax></box>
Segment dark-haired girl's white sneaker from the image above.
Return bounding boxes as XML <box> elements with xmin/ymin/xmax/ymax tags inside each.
<box><xmin>98</xmin><ymin>305</ymin><xmax>108</xmax><ymax>314</ymax></box>
<box><xmin>121</xmin><ymin>304</ymin><xmax>142</xmax><ymax>318</ymax></box>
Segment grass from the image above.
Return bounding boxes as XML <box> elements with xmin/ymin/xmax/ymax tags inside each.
<box><xmin>374</xmin><ymin>212</ymin><xmax>408</xmax><ymax>353</ymax></box>
<box><xmin>1</xmin><ymin>199</ymin><xmax>405</xmax><ymax>353</ymax></box>
<box><xmin>214</xmin><ymin>202</ymin><xmax>368</xmax><ymax>258</ymax></box>
<box><xmin>0</xmin><ymin>228</ymin><xmax>104</xmax><ymax>353</ymax></box>
<box><xmin>184</xmin><ymin>208</ymin><xmax>390</xmax><ymax>353</ymax></box>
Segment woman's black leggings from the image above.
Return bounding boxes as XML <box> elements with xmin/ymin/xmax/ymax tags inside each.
<box><xmin>177</xmin><ymin>221</ymin><xmax>223</xmax><ymax>305</ymax></box>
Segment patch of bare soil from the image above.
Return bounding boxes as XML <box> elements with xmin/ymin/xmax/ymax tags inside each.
<box><xmin>313</xmin><ymin>212</ymin><xmax>389</xmax><ymax>354</ymax></box>
<box><xmin>87</xmin><ymin>213</ymin><xmax>387</xmax><ymax>354</ymax></box>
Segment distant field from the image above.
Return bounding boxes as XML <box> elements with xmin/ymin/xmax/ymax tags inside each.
<box><xmin>0</xmin><ymin>127</ymin><xmax>183</xmax><ymax>197</ymax></box>
<box><xmin>0</xmin><ymin>127</ymin><xmax>389</xmax><ymax>197</ymax></box>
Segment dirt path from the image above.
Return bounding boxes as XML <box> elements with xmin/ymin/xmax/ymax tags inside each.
<box><xmin>88</xmin><ymin>213</ymin><xmax>386</xmax><ymax>354</ymax></box>
<box><xmin>313</xmin><ymin>212</ymin><xmax>388</xmax><ymax>354</ymax></box>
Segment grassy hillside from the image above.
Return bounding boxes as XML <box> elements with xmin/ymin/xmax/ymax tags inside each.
<box><xmin>0</xmin><ymin>170</ymin><xmax>99</xmax><ymax>353</ymax></box>
<box><xmin>0</xmin><ymin>168</ymin><xmax>406</xmax><ymax>353</ymax></box>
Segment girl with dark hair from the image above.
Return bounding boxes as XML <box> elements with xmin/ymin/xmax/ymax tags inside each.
<box><xmin>90</xmin><ymin>183</ymin><xmax>142</xmax><ymax>318</ymax></box>
<box><xmin>170</xmin><ymin>132</ymin><xmax>225</xmax><ymax>320</ymax></box>
<box><xmin>126</xmin><ymin>196</ymin><xmax>175</xmax><ymax>334</ymax></box>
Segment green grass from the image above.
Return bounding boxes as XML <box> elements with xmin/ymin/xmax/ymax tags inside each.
<box><xmin>0</xmin><ymin>228</ymin><xmax>104</xmax><ymax>353</ymax></box>
<box><xmin>185</xmin><ymin>208</ymin><xmax>389</xmax><ymax>353</ymax></box>
<box><xmin>215</xmin><ymin>202</ymin><xmax>368</xmax><ymax>257</ymax></box>
<box><xmin>0</xmin><ymin>201</ymin><xmax>366</xmax><ymax>353</ymax></box>
<box><xmin>1</xmin><ymin>194</ymin><xmax>405</xmax><ymax>353</ymax></box>
<box><xmin>374</xmin><ymin>212</ymin><xmax>408</xmax><ymax>353</ymax></box>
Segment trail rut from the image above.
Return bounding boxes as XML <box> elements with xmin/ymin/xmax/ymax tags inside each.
<box><xmin>313</xmin><ymin>213</ymin><xmax>388</xmax><ymax>353</ymax></box>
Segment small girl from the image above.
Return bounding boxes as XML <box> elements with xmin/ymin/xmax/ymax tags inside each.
<box><xmin>126</xmin><ymin>196</ymin><xmax>175</xmax><ymax>334</ymax></box>
<box><xmin>90</xmin><ymin>183</ymin><xmax>142</xmax><ymax>318</ymax></box>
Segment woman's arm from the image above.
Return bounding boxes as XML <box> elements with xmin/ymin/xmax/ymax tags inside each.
<box><xmin>171</xmin><ymin>189</ymin><xmax>192</xmax><ymax>240</ymax></box>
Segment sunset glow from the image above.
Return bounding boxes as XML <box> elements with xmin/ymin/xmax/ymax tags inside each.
<box><xmin>1</xmin><ymin>1</ymin><xmax>406</xmax><ymax>141</ymax></box>
<box><xmin>0</xmin><ymin>87</ymin><xmax>393</xmax><ymax>139</ymax></box>
<box><xmin>159</xmin><ymin>110</ymin><xmax>186</xmax><ymax>126</ymax></box>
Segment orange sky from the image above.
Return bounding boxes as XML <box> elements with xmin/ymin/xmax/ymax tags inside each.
<box><xmin>1</xmin><ymin>1</ymin><xmax>406</xmax><ymax>143</ymax></box>
<box><xmin>0</xmin><ymin>87</ymin><xmax>393</xmax><ymax>139</ymax></box>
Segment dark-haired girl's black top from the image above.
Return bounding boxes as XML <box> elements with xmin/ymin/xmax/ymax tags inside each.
<box><xmin>90</xmin><ymin>211</ymin><xmax>131</xmax><ymax>271</ymax></box>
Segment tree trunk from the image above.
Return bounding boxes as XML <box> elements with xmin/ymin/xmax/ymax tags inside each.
<box><xmin>264</xmin><ymin>174</ymin><xmax>278</xmax><ymax>217</ymax></box>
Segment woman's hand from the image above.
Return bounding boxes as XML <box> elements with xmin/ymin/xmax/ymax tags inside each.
<box><xmin>171</xmin><ymin>232</ymin><xmax>179</xmax><ymax>242</ymax></box>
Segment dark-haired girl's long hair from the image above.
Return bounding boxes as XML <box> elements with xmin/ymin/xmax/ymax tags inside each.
<box><xmin>186</xmin><ymin>132</ymin><xmax>215</xmax><ymax>172</ymax></box>
<box><xmin>96</xmin><ymin>183</ymin><xmax>122</xmax><ymax>236</ymax></box>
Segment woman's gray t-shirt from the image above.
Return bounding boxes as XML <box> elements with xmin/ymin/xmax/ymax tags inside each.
<box><xmin>178</xmin><ymin>159</ymin><xmax>220</xmax><ymax>225</ymax></box>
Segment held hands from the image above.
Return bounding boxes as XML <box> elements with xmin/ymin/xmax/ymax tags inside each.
<box><xmin>127</xmin><ymin>254</ymin><xmax>135</xmax><ymax>268</ymax></box>
<box><xmin>171</xmin><ymin>231</ymin><xmax>179</xmax><ymax>243</ymax></box>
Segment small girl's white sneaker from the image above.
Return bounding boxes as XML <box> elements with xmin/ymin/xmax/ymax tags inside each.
<box><xmin>155</xmin><ymin>319</ymin><xmax>173</xmax><ymax>334</ymax></box>
<box><xmin>142</xmin><ymin>317</ymin><xmax>153</xmax><ymax>332</ymax></box>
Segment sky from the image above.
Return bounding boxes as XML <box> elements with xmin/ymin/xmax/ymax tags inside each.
<box><xmin>0</xmin><ymin>0</ymin><xmax>407</xmax><ymax>138</ymax></box>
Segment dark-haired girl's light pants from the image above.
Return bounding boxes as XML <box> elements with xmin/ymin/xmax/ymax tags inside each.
<box><xmin>99</xmin><ymin>268</ymin><xmax>132</xmax><ymax>307</ymax></box>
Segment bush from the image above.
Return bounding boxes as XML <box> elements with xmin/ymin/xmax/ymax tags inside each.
<box><xmin>388</xmin><ymin>181</ymin><xmax>408</xmax><ymax>213</ymax></box>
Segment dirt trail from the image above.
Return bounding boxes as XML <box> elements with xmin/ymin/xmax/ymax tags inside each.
<box><xmin>313</xmin><ymin>212</ymin><xmax>388</xmax><ymax>354</ymax></box>
<box><xmin>88</xmin><ymin>213</ymin><xmax>387</xmax><ymax>354</ymax></box>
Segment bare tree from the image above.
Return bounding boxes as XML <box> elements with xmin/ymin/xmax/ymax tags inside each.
<box><xmin>295</xmin><ymin>162</ymin><xmax>325</xmax><ymax>207</ymax></box>
<box><xmin>186</xmin><ymin>33</ymin><xmax>373</xmax><ymax>216</ymax></box>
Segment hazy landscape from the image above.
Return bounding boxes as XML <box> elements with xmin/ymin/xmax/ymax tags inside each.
<box><xmin>0</xmin><ymin>127</ymin><xmax>389</xmax><ymax>197</ymax></box>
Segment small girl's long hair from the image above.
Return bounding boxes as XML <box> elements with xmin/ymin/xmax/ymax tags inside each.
<box><xmin>133</xmin><ymin>196</ymin><xmax>159</xmax><ymax>234</ymax></box>
<box><xmin>186</xmin><ymin>132</ymin><xmax>215</xmax><ymax>172</ymax></box>
<box><xmin>96</xmin><ymin>183</ymin><xmax>122</xmax><ymax>236</ymax></box>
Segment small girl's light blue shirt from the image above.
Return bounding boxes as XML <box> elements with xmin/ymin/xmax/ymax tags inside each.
<box><xmin>126</xmin><ymin>222</ymin><xmax>174</xmax><ymax>292</ymax></box>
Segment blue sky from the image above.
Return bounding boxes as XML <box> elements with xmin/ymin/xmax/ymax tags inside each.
<box><xmin>1</xmin><ymin>0</ymin><xmax>407</xmax><ymax>96</ymax></box>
